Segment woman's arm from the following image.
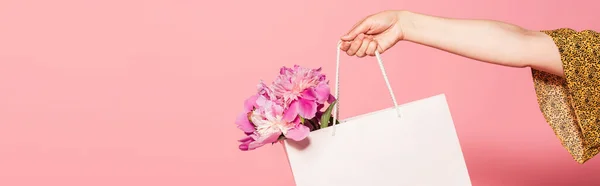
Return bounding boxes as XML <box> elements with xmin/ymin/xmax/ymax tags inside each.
<box><xmin>341</xmin><ymin>10</ymin><xmax>600</xmax><ymax>163</ymax></box>
<box><xmin>400</xmin><ymin>11</ymin><xmax>564</xmax><ymax>76</ymax></box>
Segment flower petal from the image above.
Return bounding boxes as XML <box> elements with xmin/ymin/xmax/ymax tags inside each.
<box><xmin>271</xmin><ymin>102</ymin><xmax>285</xmax><ymax>117</ymax></box>
<box><xmin>301</xmin><ymin>88</ymin><xmax>317</xmax><ymax>101</ymax></box>
<box><xmin>255</xmin><ymin>94</ymin><xmax>268</xmax><ymax>107</ymax></box>
<box><xmin>238</xmin><ymin>136</ymin><xmax>254</xmax><ymax>143</ymax></box>
<box><xmin>257</xmin><ymin>81</ymin><xmax>276</xmax><ymax>100</ymax></box>
<box><xmin>239</xmin><ymin>143</ymin><xmax>249</xmax><ymax>151</ymax></box>
<box><xmin>317</xmin><ymin>103</ymin><xmax>324</xmax><ymax>111</ymax></box>
<box><xmin>248</xmin><ymin>131</ymin><xmax>282</xmax><ymax>150</ymax></box>
<box><xmin>327</xmin><ymin>94</ymin><xmax>336</xmax><ymax>104</ymax></box>
<box><xmin>235</xmin><ymin>112</ymin><xmax>255</xmax><ymax>133</ymax></box>
<box><xmin>314</xmin><ymin>82</ymin><xmax>330</xmax><ymax>103</ymax></box>
<box><xmin>283</xmin><ymin>100</ymin><xmax>299</xmax><ymax>122</ymax></box>
<box><xmin>292</xmin><ymin>115</ymin><xmax>301</xmax><ymax>124</ymax></box>
<box><xmin>285</xmin><ymin>124</ymin><xmax>310</xmax><ymax>141</ymax></box>
<box><xmin>280</xmin><ymin>66</ymin><xmax>292</xmax><ymax>75</ymax></box>
<box><xmin>298</xmin><ymin>98</ymin><xmax>318</xmax><ymax>119</ymax></box>
<box><xmin>243</xmin><ymin>95</ymin><xmax>259</xmax><ymax>112</ymax></box>
<box><xmin>238</xmin><ymin>135</ymin><xmax>255</xmax><ymax>151</ymax></box>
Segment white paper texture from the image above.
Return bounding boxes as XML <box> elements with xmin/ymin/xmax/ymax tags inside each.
<box><xmin>284</xmin><ymin>94</ymin><xmax>472</xmax><ymax>186</ymax></box>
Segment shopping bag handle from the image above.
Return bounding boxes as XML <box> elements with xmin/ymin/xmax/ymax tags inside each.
<box><xmin>331</xmin><ymin>41</ymin><xmax>401</xmax><ymax>135</ymax></box>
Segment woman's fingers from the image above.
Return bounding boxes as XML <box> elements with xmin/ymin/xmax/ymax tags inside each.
<box><xmin>355</xmin><ymin>37</ymin><xmax>372</xmax><ymax>58</ymax></box>
<box><xmin>366</xmin><ymin>39</ymin><xmax>378</xmax><ymax>56</ymax></box>
<box><xmin>340</xmin><ymin>41</ymin><xmax>351</xmax><ymax>51</ymax></box>
<box><xmin>339</xmin><ymin>34</ymin><xmax>380</xmax><ymax>57</ymax></box>
<box><xmin>346</xmin><ymin>34</ymin><xmax>365</xmax><ymax>56</ymax></box>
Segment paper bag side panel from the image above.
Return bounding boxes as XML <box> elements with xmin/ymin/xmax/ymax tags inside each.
<box><xmin>284</xmin><ymin>94</ymin><xmax>472</xmax><ymax>186</ymax></box>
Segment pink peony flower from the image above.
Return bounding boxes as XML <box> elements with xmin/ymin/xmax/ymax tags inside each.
<box><xmin>235</xmin><ymin>81</ymin><xmax>274</xmax><ymax>134</ymax></box>
<box><xmin>236</xmin><ymin>83</ymin><xmax>310</xmax><ymax>151</ymax></box>
<box><xmin>272</xmin><ymin>65</ymin><xmax>334</xmax><ymax>120</ymax></box>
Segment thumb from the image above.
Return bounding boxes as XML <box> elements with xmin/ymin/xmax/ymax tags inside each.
<box><xmin>341</xmin><ymin>20</ymin><xmax>370</xmax><ymax>41</ymax></box>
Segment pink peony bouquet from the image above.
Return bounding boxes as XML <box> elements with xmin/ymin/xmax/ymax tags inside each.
<box><xmin>235</xmin><ymin>65</ymin><xmax>339</xmax><ymax>151</ymax></box>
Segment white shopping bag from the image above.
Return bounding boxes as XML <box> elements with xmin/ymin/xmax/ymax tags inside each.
<box><xmin>283</xmin><ymin>46</ymin><xmax>472</xmax><ymax>186</ymax></box>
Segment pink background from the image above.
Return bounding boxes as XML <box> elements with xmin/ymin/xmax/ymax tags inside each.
<box><xmin>0</xmin><ymin>0</ymin><xmax>598</xmax><ymax>185</ymax></box>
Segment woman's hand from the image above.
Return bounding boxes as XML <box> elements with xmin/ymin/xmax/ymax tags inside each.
<box><xmin>340</xmin><ymin>10</ymin><xmax>410</xmax><ymax>57</ymax></box>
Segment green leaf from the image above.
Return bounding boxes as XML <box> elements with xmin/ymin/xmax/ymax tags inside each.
<box><xmin>320</xmin><ymin>100</ymin><xmax>338</xmax><ymax>129</ymax></box>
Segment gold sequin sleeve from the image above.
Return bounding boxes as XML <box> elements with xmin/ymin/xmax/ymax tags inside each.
<box><xmin>531</xmin><ymin>28</ymin><xmax>600</xmax><ymax>164</ymax></box>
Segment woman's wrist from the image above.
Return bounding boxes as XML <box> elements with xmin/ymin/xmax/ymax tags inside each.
<box><xmin>395</xmin><ymin>10</ymin><xmax>417</xmax><ymax>42</ymax></box>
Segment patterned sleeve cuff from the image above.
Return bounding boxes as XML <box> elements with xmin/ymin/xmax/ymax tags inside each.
<box><xmin>531</xmin><ymin>28</ymin><xmax>600</xmax><ymax>164</ymax></box>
